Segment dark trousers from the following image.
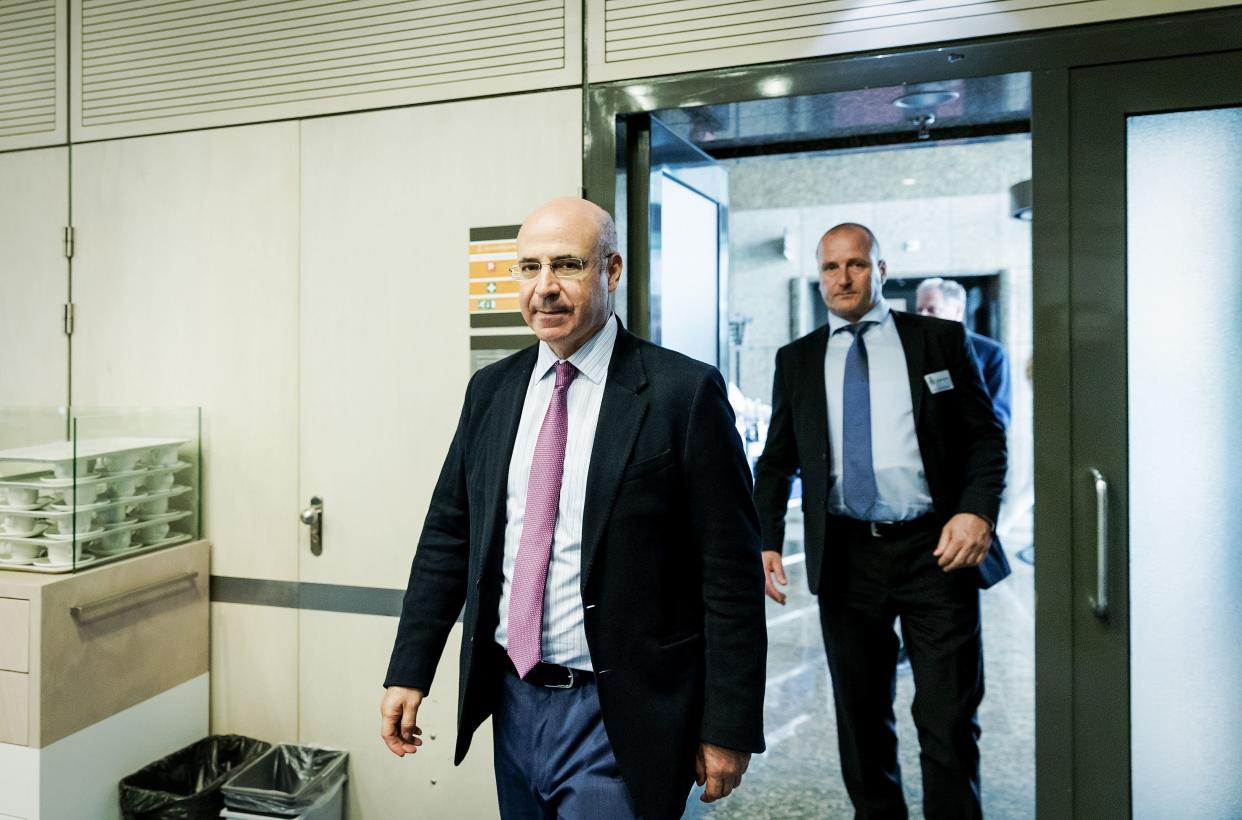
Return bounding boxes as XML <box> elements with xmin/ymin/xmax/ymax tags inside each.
<box><xmin>818</xmin><ymin>518</ymin><xmax>984</xmax><ymax>820</ymax></box>
<box><xmin>493</xmin><ymin>666</ymin><xmax>640</xmax><ymax>820</ymax></box>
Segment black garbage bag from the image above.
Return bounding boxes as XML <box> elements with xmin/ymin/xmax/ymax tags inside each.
<box><xmin>119</xmin><ymin>735</ymin><xmax>272</xmax><ymax>820</ymax></box>
<box><xmin>222</xmin><ymin>744</ymin><xmax>348</xmax><ymax>817</ymax></box>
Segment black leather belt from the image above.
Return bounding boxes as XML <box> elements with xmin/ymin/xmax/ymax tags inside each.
<box><xmin>504</xmin><ymin>655</ymin><xmax>594</xmax><ymax>689</ymax></box>
<box><xmin>831</xmin><ymin>512</ymin><xmax>939</xmax><ymax>539</ymax></box>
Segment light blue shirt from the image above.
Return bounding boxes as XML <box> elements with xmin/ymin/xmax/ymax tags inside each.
<box><xmin>494</xmin><ymin>315</ymin><xmax>617</xmax><ymax>671</ymax></box>
<box><xmin>825</xmin><ymin>300</ymin><xmax>933</xmax><ymax>521</ymax></box>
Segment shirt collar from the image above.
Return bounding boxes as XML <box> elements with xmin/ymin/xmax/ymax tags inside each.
<box><xmin>534</xmin><ymin>313</ymin><xmax>617</xmax><ymax>386</ymax></box>
<box><xmin>827</xmin><ymin>298</ymin><xmax>891</xmax><ymax>335</ymax></box>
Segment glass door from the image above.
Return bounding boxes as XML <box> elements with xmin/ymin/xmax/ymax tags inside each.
<box><xmin>648</xmin><ymin>116</ymin><xmax>729</xmax><ymax>372</ymax></box>
<box><xmin>1068</xmin><ymin>50</ymin><xmax>1242</xmax><ymax>817</ymax></box>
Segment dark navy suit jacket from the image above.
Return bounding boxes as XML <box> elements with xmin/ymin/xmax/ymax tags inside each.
<box><xmin>385</xmin><ymin>318</ymin><xmax>767</xmax><ymax>820</ymax></box>
<box><xmin>967</xmin><ymin>330</ymin><xmax>1012</xmax><ymax>431</ymax></box>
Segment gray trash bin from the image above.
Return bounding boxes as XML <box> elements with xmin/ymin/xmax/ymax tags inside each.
<box><xmin>219</xmin><ymin>745</ymin><xmax>347</xmax><ymax>819</ymax></box>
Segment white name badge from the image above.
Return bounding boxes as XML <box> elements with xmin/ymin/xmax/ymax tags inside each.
<box><xmin>924</xmin><ymin>370</ymin><xmax>954</xmax><ymax>393</ymax></box>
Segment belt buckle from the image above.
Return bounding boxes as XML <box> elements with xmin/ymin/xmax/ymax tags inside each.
<box><xmin>544</xmin><ymin>667</ymin><xmax>574</xmax><ymax>689</ymax></box>
<box><xmin>869</xmin><ymin>521</ymin><xmax>881</xmax><ymax>538</ymax></box>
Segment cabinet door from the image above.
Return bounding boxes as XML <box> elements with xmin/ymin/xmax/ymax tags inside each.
<box><xmin>71</xmin><ymin>123</ymin><xmax>301</xmax><ymax>583</ymax></box>
<box><xmin>0</xmin><ymin>147</ymin><xmax>68</xmax><ymax>408</ymax></box>
<box><xmin>296</xmin><ymin>88</ymin><xmax>582</xmax><ymax>819</ymax></box>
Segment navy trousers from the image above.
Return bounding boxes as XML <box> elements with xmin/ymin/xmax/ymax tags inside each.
<box><xmin>493</xmin><ymin>668</ymin><xmax>640</xmax><ymax>820</ymax></box>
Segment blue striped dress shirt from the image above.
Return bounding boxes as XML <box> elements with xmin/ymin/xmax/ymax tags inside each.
<box><xmin>494</xmin><ymin>316</ymin><xmax>617</xmax><ymax>671</ymax></box>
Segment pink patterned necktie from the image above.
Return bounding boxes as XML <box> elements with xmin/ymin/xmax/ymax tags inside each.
<box><xmin>507</xmin><ymin>360</ymin><xmax>578</xmax><ymax>678</ymax></box>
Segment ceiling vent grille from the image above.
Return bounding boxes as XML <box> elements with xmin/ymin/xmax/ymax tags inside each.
<box><xmin>0</xmin><ymin>0</ymin><xmax>60</xmax><ymax>141</ymax></box>
<box><xmin>76</xmin><ymin>0</ymin><xmax>573</xmax><ymax>138</ymax></box>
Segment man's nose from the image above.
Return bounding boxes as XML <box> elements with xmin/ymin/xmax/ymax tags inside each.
<box><xmin>533</xmin><ymin>265</ymin><xmax>561</xmax><ymax>296</ymax></box>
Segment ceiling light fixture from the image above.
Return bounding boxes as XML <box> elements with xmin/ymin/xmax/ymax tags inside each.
<box><xmin>759</xmin><ymin>77</ymin><xmax>792</xmax><ymax>97</ymax></box>
<box><xmin>892</xmin><ymin>90</ymin><xmax>960</xmax><ymax>109</ymax></box>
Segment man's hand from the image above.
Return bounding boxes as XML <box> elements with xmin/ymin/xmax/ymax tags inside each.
<box><xmin>695</xmin><ymin>742</ymin><xmax>751</xmax><ymax>803</ymax></box>
<box><xmin>933</xmin><ymin>513</ymin><xmax>993</xmax><ymax>572</ymax></box>
<box><xmin>762</xmin><ymin>550</ymin><xmax>787</xmax><ymax>605</ymax></box>
<box><xmin>380</xmin><ymin>686</ymin><xmax>426</xmax><ymax>757</ymax></box>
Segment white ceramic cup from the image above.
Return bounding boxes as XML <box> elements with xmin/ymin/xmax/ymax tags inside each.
<box><xmin>46</xmin><ymin>540</ymin><xmax>82</xmax><ymax>564</ymax></box>
<box><xmin>52</xmin><ymin>459</ymin><xmax>95</xmax><ymax>480</ymax></box>
<box><xmin>49</xmin><ymin>510</ymin><xmax>94</xmax><ymax>534</ymax></box>
<box><xmin>55</xmin><ymin>483</ymin><xmax>101</xmax><ymax>506</ymax></box>
<box><xmin>138</xmin><ymin>496</ymin><xmax>170</xmax><ymax>516</ymax></box>
<box><xmin>102</xmin><ymin>452</ymin><xmax>141</xmax><ymax>473</ymax></box>
<box><xmin>147</xmin><ymin>446</ymin><xmax>178</xmax><ymax>467</ymax></box>
<box><xmin>3</xmin><ymin>540</ymin><xmax>40</xmax><ymax>561</ymax></box>
<box><xmin>107</xmin><ymin>476</ymin><xmax>142</xmax><ymax>498</ymax></box>
<box><xmin>138</xmin><ymin>521</ymin><xmax>171</xmax><ymax>543</ymax></box>
<box><xmin>6</xmin><ymin>487</ymin><xmax>40</xmax><ymax>506</ymax></box>
<box><xmin>98</xmin><ymin>529</ymin><xmax>132</xmax><ymax>551</ymax></box>
<box><xmin>1</xmin><ymin>514</ymin><xmax>31</xmax><ymax>533</ymax></box>
<box><xmin>95</xmin><ymin>504</ymin><xmax>126</xmax><ymax>525</ymax></box>
<box><xmin>144</xmin><ymin>472</ymin><xmax>175</xmax><ymax>492</ymax></box>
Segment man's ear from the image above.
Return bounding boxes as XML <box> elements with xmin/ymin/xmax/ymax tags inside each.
<box><xmin>607</xmin><ymin>252</ymin><xmax>623</xmax><ymax>292</ymax></box>
<box><xmin>878</xmin><ymin>259</ymin><xmax>887</xmax><ymax>284</ymax></box>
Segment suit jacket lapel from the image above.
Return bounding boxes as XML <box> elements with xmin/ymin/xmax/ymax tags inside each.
<box><xmin>892</xmin><ymin>311</ymin><xmax>926</xmax><ymax>422</ymax></box>
<box><xmin>475</xmin><ymin>346</ymin><xmax>536</xmax><ymax>579</ymax></box>
<box><xmin>580</xmin><ymin>321</ymin><xmax>648</xmax><ymax>591</ymax></box>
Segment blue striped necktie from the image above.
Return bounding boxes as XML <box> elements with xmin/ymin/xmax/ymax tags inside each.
<box><xmin>839</xmin><ymin>321</ymin><xmax>878</xmax><ymax>520</ymax></box>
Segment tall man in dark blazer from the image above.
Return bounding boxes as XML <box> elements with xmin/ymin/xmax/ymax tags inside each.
<box><xmin>755</xmin><ymin>223</ymin><xmax>1008</xmax><ymax>820</ymax></box>
<box><xmin>380</xmin><ymin>197</ymin><xmax>767</xmax><ymax>819</ymax></box>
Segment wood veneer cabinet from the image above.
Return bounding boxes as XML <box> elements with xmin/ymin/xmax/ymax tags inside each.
<box><xmin>0</xmin><ymin>540</ymin><xmax>209</xmax><ymax>819</ymax></box>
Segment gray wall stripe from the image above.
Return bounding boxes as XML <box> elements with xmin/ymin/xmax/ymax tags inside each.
<box><xmin>210</xmin><ymin>575</ymin><xmax>419</xmax><ymax>619</ymax></box>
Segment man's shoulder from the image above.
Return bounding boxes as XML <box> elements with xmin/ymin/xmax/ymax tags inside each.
<box><xmin>468</xmin><ymin>343</ymin><xmax>537</xmax><ymax>391</ymax></box>
<box><xmin>627</xmin><ymin>333</ymin><xmax>719</xmax><ymax>386</ymax></box>
<box><xmin>967</xmin><ymin>329</ymin><xmax>1005</xmax><ymax>358</ymax></box>
<box><xmin>778</xmin><ymin>325</ymin><xmax>829</xmax><ymax>359</ymax></box>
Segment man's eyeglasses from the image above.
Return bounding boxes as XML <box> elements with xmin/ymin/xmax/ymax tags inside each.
<box><xmin>509</xmin><ymin>256</ymin><xmax>604</xmax><ymax>281</ymax></box>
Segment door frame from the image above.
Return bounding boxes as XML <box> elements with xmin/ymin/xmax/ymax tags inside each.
<box><xmin>582</xmin><ymin>7</ymin><xmax>1242</xmax><ymax>818</ymax></box>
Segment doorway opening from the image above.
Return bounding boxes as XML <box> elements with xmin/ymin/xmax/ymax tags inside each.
<box><xmin>623</xmin><ymin>73</ymin><xmax>1035</xmax><ymax>818</ymax></box>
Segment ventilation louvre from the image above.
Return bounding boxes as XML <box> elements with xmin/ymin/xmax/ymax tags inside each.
<box><xmin>0</xmin><ymin>0</ymin><xmax>60</xmax><ymax>143</ymax></box>
<box><xmin>592</xmin><ymin>0</ymin><xmax>1237</xmax><ymax>81</ymax></box>
<box><xmin>75</xmin><ymin>0</ymin><xmax>576</xmax><ymax>139</ymax></box>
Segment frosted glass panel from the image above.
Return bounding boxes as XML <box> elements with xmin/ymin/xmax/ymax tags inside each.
<box><xmin>1127</xmin><ymin>107</ymin><xmax>1242</xmax><ymax>818</ymax></box>
<box><xmin>659</xmin><ymin>172</ymin><xmax>720</xmax><ymax>366</ymax></box>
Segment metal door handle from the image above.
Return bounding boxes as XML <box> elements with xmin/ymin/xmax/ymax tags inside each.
<box><xmin>1089</xmin><ymin>469</ymin><xmax>1109</xmax><ymax>620</ymax></box>
<box><xmin>301</xmin><ymin>496</ymin><xmax>323</xmax><ymax>556</ymax></box>
<box><xmin>71</xmin><ymin>571</ymin><xmax>199</xmax><ymax>624</ymax></box>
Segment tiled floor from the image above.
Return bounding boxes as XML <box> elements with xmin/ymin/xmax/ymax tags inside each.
<box><xmin>686</xmin><ymin>520</ymin><xmax>1035</xmax><ymax>819</ymax></box>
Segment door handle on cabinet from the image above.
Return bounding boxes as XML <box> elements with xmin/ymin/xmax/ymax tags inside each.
<box><xmin>70</xmin><ymin>571</ymin><xmax>199</xmax><ymax>624</ymax></box>
<box><xmin>1089</xmin><ymin>469</ymin><xmax>1109</xmax><ymax>620</ymax></box>
<box><xmin>301</xmin><ymin>496</ymin><xmax>324</xmax><ymax>556</ymax></box>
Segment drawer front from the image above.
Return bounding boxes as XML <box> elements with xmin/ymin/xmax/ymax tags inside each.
<box><xmin>0</xmin><ymin>599</ymin><xmax>28</xmax><ymax>673</ymax></box>
<box><xmin>38</xmin><ymin>541</ymin><xmax>209</xmax><ymax>746</ymax></box>
<box><xmin>0</xmin><ymin>670</ymin><xmax>28</xmax><ymax>745</ymax></box>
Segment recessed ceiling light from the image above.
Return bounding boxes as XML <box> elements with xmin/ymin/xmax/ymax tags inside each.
<box><xmin>759</xmin><ymin>77</ymin><xmax>791</xmax><ymax>97</ymax></box>
<box><xmin>892</xmin><ymin>90</ymin><xmax>960</xmax><ymax>109</ymax></box>
<box><xmin>902</xmin><ymin>177</ymin><xmax>918</xmax><ymax>186</ymax></box>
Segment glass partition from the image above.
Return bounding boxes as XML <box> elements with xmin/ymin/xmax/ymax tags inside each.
<box><xmin>0</xmin><ymin>406</ymin><xmax>201</xmax><ymax>573</ymax></box>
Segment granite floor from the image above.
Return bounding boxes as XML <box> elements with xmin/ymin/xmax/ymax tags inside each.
<box><xmin>685</xmin><ymin>520</ymin><xmax>1035</xmax><ymax>819</ymax></box>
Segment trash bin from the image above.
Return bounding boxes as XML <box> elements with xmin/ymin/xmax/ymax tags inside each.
<box><xmin>119</xmin><ymin>735</ymin><xmax>273</xmax><ymax>820</ymax></box>
<box><xmin>220</xmin><ymin>744</ymin><xmax>348</xmax><ymax>819</ymax></box>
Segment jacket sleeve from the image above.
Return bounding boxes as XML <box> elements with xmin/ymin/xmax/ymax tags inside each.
<box><xmin>949</xmin><ymin>325</ymin><xmax>1007</xmax><ymax>524</ymax></box>
<box><xmin>383</xmin><ymin>375</ymin><xmax>475</xmax><ymax>694</ymax></box>
<box><xmin>752</xmin><ymin>348</ymin><xmax>799</xmax><ymax>553</ymax></box>
<box><xmin>683</xmin><ymin>368</ymin><xmax>768</xmax><ymax>754</ymax></box>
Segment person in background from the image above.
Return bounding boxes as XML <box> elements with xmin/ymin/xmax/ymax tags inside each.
<box><xmin>380</xmin><ymin>197</ymin><xmax>767</xmax><ymax>820</ymax></box>
<box><xmin>755</xmin><ymin>223</ymin><xmax>1008</xmax><ymax>819</ymax></box>
<box><xmin>916</xmin><ymin>277</ymin><xmax>1011</xmax><ymax>431</ymax></box>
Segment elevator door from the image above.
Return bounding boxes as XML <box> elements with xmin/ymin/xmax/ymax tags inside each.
<box><xmin>1067</xmin><ymin>50</ymin><xmax>1242</xmax><ymax>818</ymax></box>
